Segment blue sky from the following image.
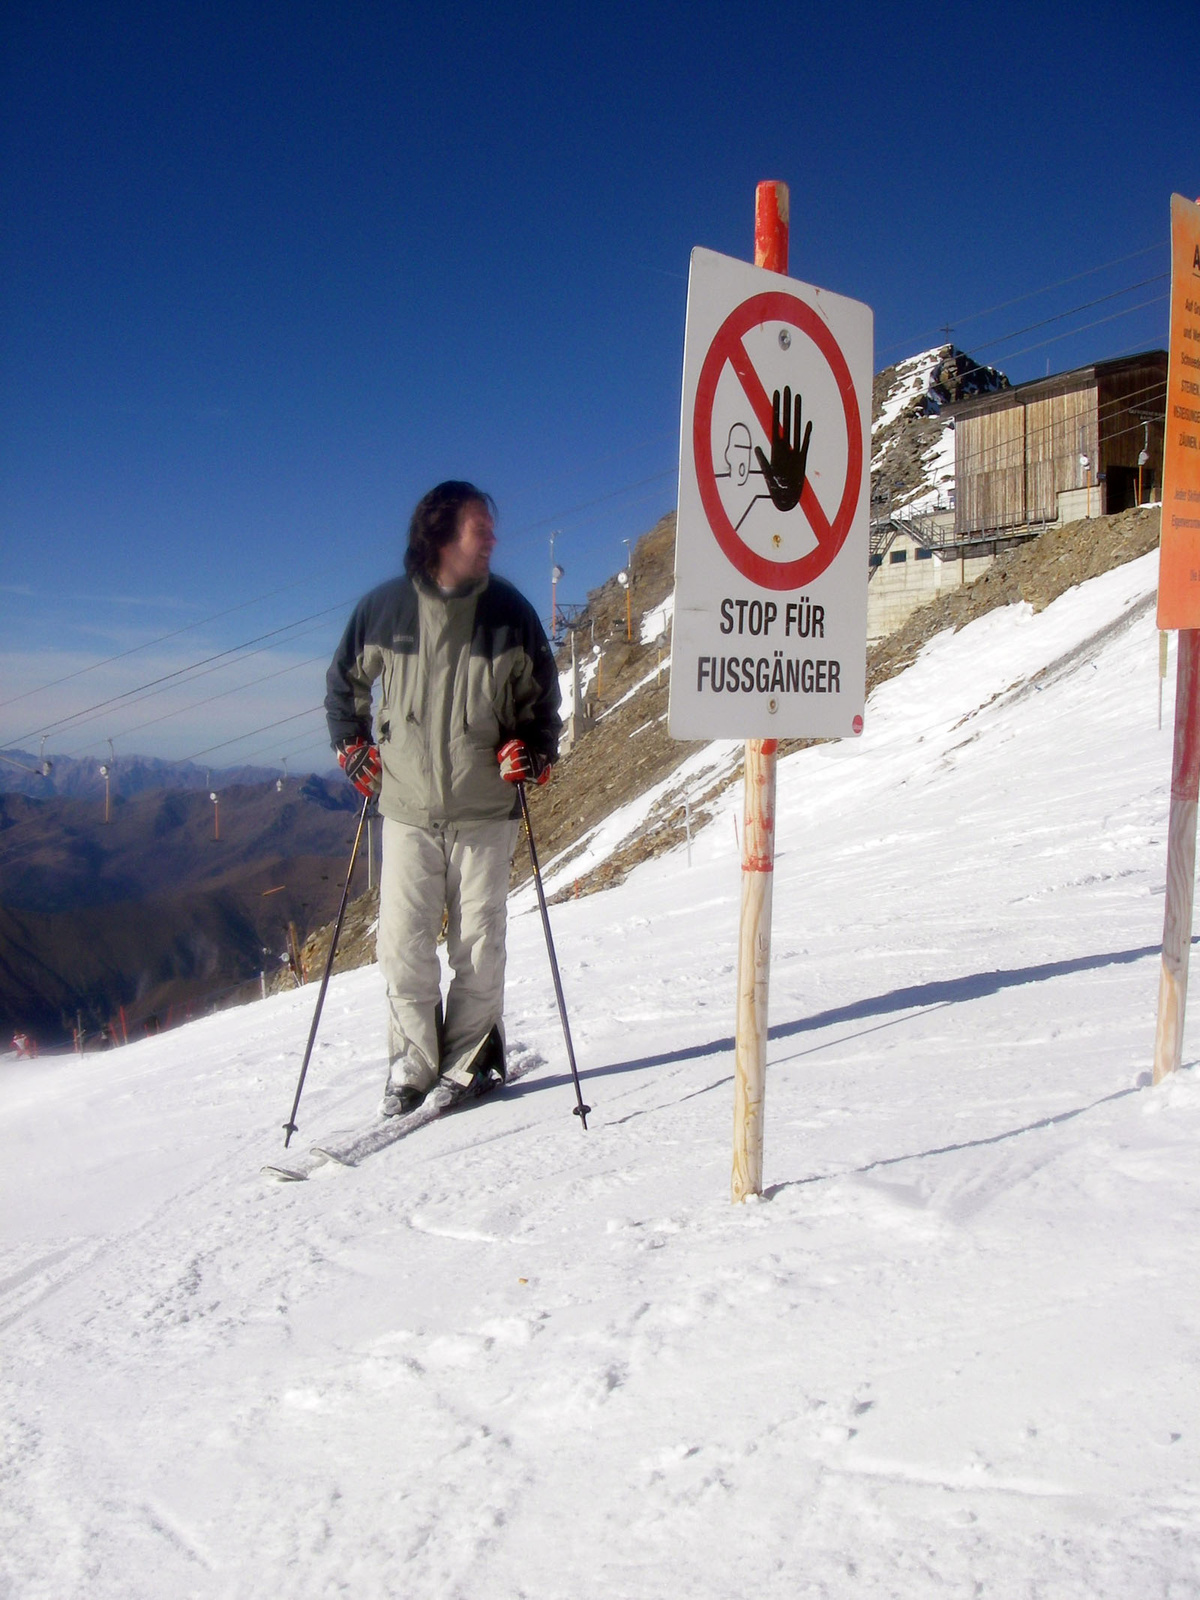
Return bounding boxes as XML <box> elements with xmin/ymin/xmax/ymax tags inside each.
<box><xmin>2</xmin><ymin>0</ymin><xmax>1196</xmax><ymax>771</ymax></box>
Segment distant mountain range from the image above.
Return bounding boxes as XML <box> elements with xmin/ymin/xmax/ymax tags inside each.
<box><xmin>0</xmin><ymin>774</ymin><xmax>366</xmax><ymax>1045</ymax></box>
<box><xmin>0</xmin><ymin>749</ymin><xmax>335</xmax><ymax>800</ymax></box>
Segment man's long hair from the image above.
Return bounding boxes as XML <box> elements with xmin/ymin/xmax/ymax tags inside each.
<box><xmin>405</xmin><ymin>481</ymin><xmax>496</xmax><ymax>581</ymax></box>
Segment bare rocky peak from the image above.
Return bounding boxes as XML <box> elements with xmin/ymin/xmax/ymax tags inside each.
<box><xmin>871</xmin><ymin>345</ymin><xmax>1009</xmax><ymax>518</ymax></box>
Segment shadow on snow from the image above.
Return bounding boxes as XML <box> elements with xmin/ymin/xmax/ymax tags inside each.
<box><xmin>509</xmin><ymin>940</ymin><xmax>1179</xmax><ymax>1178</ymax></box>
<box><xmin>513</xmin><ymin>939</ymin><xmax>1164</xmax><ymax>1093</ymax></box>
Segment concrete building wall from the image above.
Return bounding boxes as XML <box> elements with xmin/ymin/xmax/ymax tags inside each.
<box><xmin>1056</xmin><ymin>485</ymin><xmax>1103</xmax><ymax>523</ymax></box>
<box><xmin>866</xmin><ymin>533</ymin><xmax>994</xmax><ymax>642</ymax></box>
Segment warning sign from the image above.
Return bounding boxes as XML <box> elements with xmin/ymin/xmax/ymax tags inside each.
<box><xmin>1157</xmin><ymin>194</ymin><xmax>1200</xmax><ymax>630</ymax></box>
<box><xmin>694</xmin><ymin>291</ymin><xmax>863</xmax><ymax>591</ymax></box>
<box><xmin>669</xmin><ymin>247</ymin><xmax>872</xmax><ymax>740</ymax></box>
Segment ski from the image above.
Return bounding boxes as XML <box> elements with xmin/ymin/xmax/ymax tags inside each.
<box><xmin>261</xmin><ymin>1047</ymin><xmax>541</xmax><ymax>1183</ymax></box>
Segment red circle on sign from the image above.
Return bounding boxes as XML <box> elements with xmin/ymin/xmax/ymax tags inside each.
<box><xmin>693</xmin><ymin>291</ymin><xmax>863</xmax><ymax>591</ymax></box>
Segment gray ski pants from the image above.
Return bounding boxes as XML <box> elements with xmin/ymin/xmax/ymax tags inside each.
<box><xmin>377</xmin><ymin>815</ymin><xmax>520</xmax><ymax>1093</ymax></box>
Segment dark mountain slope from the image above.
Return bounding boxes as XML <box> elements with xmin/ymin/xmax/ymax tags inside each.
<box><xmin>0</xmin><ymin>778</ymin><xmax>366</xmax><ymax>1041</ymax></box>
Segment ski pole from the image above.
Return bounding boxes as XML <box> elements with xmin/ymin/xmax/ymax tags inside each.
<box><xmin>282</xmin><ymin>790</ymin><xmax>372</xmax><ymax>1146</ymax></box>
<box><xmin>517</xmin><ymin>781</ymin><xmax>590</xmax><ymax>1130</ymax></box>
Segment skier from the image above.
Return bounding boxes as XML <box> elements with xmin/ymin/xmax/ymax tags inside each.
<box><xmin>325</xmin><ymin>481</ymin><xmax>561</xmax><ymax>1117</ymax></box>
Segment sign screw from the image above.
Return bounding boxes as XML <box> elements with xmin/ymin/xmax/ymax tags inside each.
<box><xmin>778</xmin><ymin>329</ymin><xmax>791</xmax><ymax>349</ymax></box>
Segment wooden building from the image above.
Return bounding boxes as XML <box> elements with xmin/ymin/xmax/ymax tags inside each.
<box><xmin>952</xmin><ymin>350</ymin><xmax>1167</xmax><ymax>539</ymax></box>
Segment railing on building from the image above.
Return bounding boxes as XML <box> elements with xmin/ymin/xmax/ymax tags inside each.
<box><xmin>868</xmin><ymin>498</ymin><xmax>1050</xmax><ymax>573</ymax></box>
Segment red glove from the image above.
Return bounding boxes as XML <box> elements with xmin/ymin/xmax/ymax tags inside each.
<box><xmin>338</xmin><ymin>737</ymin><xmax>382</xmax><ymax>797</ymax></box>
<box><xmin>498</xmin><ymin>739</ymin><xmax>550</xmax><ymax>786</ymax></box>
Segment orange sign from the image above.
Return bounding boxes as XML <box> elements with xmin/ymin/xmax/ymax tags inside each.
<box><xmin>1157</xmin><ymin>194</ymin><xmax>1200</xmax><ymax>628</ymax></box>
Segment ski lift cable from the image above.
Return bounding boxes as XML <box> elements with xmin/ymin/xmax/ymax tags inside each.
<box><xmin>978</xmin><ymin>294</ymin><xmax>1168</xmax><ymax>365</ymax></box>
<box><xmin>966</xmin><ymin>275</ymin><xmax>1168</xmax><ymax>355</ymax></box>
<box><xmin>877</xmin><ymin>272</ymin><xmax>1167</xmax><ymax>382</ymax></box>
<box><xmin>57</xmin><ymin>653</ymin><xmax>331</xmax><ymax>758</ymax></box>
<box><xmin>879</xmin><ymin>241</ymin><xmax>1166</xmax><ymax>359</ymax></box>
<box><xmin>177</xmin><ymin>706</ymin><xmax>327</xmax><ymax>764</ymax></box>
<box><xmin>49</xmin><ymin>475</ymin><xmax>680</xmax><ymax>751</ymax></box>
<box><xmin>19</xmin><ymin>472</ymin><xmax>675</xmax><ymax>756</ymax></box>
<box><xmin>0</xmin><ymin>603</ymin><xmax>352</xmax><ymax>755</ymax></box>
<box><xmin>3</xmin><ymin>289</ymin><xmax>1168</xmax><ymax>765</ymax></box>
<box><xmin>3</xmin><ymin>464</ymin><xmax>677</xmax><ymax>745</ymax></box>
<box><xmin>0</xmin><ymin>563</ymin><xmax>355</xmax><ymax>713</ymax></box>
<box><xmin>4</xmin><ymin>468</ymin><xmax>672</xmax><ymax>761</ymax></box>
<box><xmin>49</xmin><ymin>621</ymin><xmax>341</xmax><ymax>752</ymax></box>
<box><xmin>8</xmin><ymin>355</ymin><xmax>1170</xmax><ymax>766</ymax></box>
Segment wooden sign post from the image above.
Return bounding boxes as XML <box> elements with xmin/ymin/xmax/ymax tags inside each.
<box><xmin>731</xmin><ymin>182</ymin><xmax>789</xmax><ymax>1203</ymax></box>
<box><xmin>732</xmin><ymin>731</ymin><xmax>779</xmax><ymax>1199</ymax></box>
<box><xmin>1153</xmin><ymin>194</ymin><xmax>1200</xmax><ymax>1082</ymax></box>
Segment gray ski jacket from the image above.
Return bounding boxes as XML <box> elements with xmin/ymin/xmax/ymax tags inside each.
<box><xmin>325</xmin><ymin>571</ymin><xmax>561</xmax><ymax>828</ymax></box>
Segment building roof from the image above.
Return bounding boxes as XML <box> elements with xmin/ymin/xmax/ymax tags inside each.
<box><xmin>947</xmin><ymin>349</ymin><xmax>1167</xmax><ymax>420</ymax></box>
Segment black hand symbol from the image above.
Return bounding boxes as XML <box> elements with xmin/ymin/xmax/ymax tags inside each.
<box><xmin>754</xmin><ymin>386</ymin><xmax>812</xmax><ymax>513</ymax></box>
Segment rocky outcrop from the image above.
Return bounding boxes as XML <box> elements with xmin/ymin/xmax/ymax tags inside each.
<box><xmin>871</xmin><ymin>345</ymin><xmax>1008</xmax><ymax>518</ymax></box>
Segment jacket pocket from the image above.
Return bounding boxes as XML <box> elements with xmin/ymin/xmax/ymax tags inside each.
<box><xmin>381</xmin><ymin>649</ymin><xmax>421</xmax><ymax>733</ymax></box>
<box><xmin>463</xmin><ymin>656</ymin><xmax>502</xmax><ymax>747</ymax></box>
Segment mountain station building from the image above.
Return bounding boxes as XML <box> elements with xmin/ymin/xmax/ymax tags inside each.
<box><xmin>867</xmin><ymin>349</ymin><xmax>1167</xmax><ymax>641</ymax></box>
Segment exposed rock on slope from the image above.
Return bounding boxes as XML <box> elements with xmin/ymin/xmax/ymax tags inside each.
<box><xmin>871</xmin><ymin>345</ymin><xmax>1008</xmax><ymax>517</ymax></box>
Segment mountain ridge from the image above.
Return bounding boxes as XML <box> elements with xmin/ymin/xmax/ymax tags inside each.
<box><xmin>0</xmin><ymin>777</ymin><xmax>365</xmax><ymax>1041</ymax></box>
<box><xmin>0</xmin><ymin>750</ymin><xmax>334</xmax><ymax>801</ymax></box>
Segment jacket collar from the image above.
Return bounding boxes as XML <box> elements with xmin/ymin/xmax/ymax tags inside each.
<box><xmin>411</xmin><ymin>569</ymin><xmax>489</xmax><ymax>604</ymax></box>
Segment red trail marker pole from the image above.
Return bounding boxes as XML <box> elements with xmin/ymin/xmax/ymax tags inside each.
<box><xmin>731</xmin><ymin>179</ymin><xmax>788</xmax><ymax>1204</ymax></box>
<box><xmin>1154</xmin><ymin>630</ymin><xmax>1200</xmax><ymax>1081</ymax></box>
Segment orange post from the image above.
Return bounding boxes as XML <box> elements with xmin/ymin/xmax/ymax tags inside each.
<box><xmin>1153</xmin><ymin>195</ymin><xmax>1200</xmax><ymax>1079</ymax></box>
<box><xmin>732</xmin><ymin>180</ymin><xmax>789</xmax><ymax>1203</ymax></box>
<box><xmin>1153</xmin><ymin>195</ymin><xmax>1200</xmax><ymax>628</ymax></box>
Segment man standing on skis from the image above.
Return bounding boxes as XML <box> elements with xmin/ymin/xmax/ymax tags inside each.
<box><xmin>325</xmin><ymin>481</ymin><xmax>560</xmax><ymax>1116</ymax></box>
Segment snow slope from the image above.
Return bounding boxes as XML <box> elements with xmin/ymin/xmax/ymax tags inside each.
<box><xmin>3</xmin><ymin>551</ymin><xmax>1199</xmax><ymax>1599</ymax></box>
